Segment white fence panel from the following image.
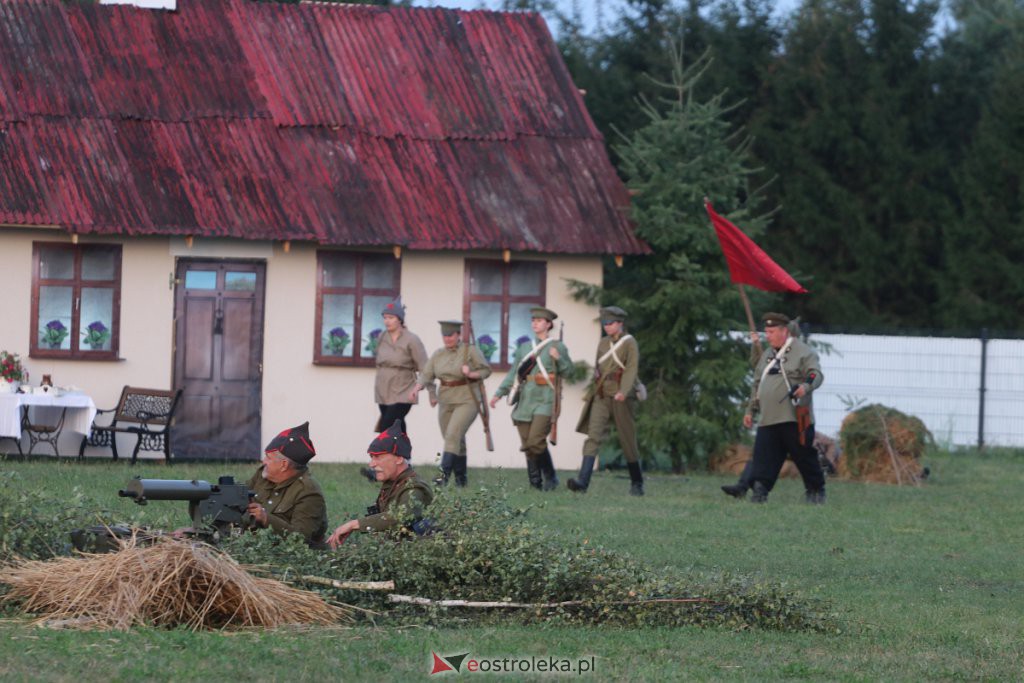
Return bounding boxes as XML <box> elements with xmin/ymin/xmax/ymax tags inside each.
<box><xmin>805</xmin><ymin>333</ymin><xmax>1023</xmax><ymax>448</ymax></box>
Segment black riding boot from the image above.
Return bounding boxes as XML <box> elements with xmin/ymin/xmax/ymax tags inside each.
<box><xmin>435</xmin><ymin>452</ymin><xmax>456</xmax><ymax>487</ymax></box>
<box><xmin>721</xmin><ymin>459</ymin><xmax>753</xmax><ymax>497</ymax></box>
<box><xmin>750</xmin><ymin>480</ymin><xmax>769</xmax><ymax>503</ymax></box>
<box><xmin>454</xmin><ymin>455</ymin><xmax>468</xmax><ymax>488</ymax></box>
<box><xmin>804</xmin><ymin>487</ymin><xmax>826</xmax><ymax>504</ymax></box>
<box><xmin>526</xmin><ymin>457</ymin><xmax>543</xmax><ymax>490</ymax></box>
<box><xmin>627</xmin><ymin>461</ymin><xmax>644</xmax><ymax>496</ymax></box>
<box><xmin>567</xmin><ymin>455</ymin><xmax>596</xmax><ymax>493</ymax></box>
<box><xmin>540</xmin><ymin>448</ymin><xmax>559</xmax><ymax>491</ymax></box>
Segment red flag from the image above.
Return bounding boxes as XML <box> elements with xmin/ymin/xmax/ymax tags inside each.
<box><xmin>704</xmin><ymin>200</ymin><xmax>807</xmax><ymax>294</ymax></box>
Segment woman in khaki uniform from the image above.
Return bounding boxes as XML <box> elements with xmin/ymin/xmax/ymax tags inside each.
<box><xmin>411</xmin><ymin>320</ymin><xmax>491</xmax><ymax>487</ymax></box>
<box><xmin>374</xmin><ymin>296</ymin><xmax>434</xmax><ymax>433</ymax></box>
<box><xmin>490</xmin><ymin>307</ymin><xmax>571</xmax><ymax>491</ymax></box>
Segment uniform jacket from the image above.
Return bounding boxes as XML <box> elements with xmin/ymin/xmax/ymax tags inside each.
<box><xmin>357</xmin><ymin>466</ymin><xmax>434</xmax><ymax>533</ymax></box>
<box><xmin>747</xmin><ymin>336</ymin><xmax>823</xmax><ymax>427</ymax></box>
<box><xmin>585</xmin><ymin>333</ymin><xmax>639</xmax><ymax>400</ymax></box>
<box><xmin>494</xmin><ymin>337</ymin><xmax>572</xmax><ymax>422</ymax></box>
<box><xmin>419</xmin><ymin>342</ymin><xmax>492</xmax><ymax>405</ymax></box>
<box><xmin>374</xmin><ymin>328</ymin><xmax>435</xmax><ymax>404</ymax></box>
<box><xmin>247</xmin><ymin>466</ymin><xmax>329</xmax><ymax>548</ymax></box>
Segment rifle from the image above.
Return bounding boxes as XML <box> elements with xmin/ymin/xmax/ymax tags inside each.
<box><xmin>549</xmin><ymin>321</ymin><xmax>564</xmax><ymax>445</ymax></box>
<box><xmin>466</xmin><ymin>322</ymin><xmax>495</xmax><ymax>452</ymax></box>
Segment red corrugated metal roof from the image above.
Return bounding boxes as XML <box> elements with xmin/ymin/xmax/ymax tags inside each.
<box><xmin>0</xmin><ymin>0</ymin><xmax>646</xmax><ymax>255</ymax></box>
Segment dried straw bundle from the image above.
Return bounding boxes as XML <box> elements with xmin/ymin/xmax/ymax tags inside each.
<box><xmin>839</xmin><ymin>405</ymin><xmax>930</xmax><ymax>485</ymax></box>
<box><xmin>0</xmin><ymin>537</ymin><xmax>349</xmax><ymax>630</ymax></box>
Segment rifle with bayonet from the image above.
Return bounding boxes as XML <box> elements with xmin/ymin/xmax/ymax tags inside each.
<box><xmin>549</xmin><ymin>321</ymin><xmax>564</xmax><ymax>445</ymax></box>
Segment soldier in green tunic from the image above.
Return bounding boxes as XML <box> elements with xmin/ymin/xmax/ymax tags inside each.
<box><xmin>568</xmin><ymin>306</ymin><xmax>644</xmax><ymax>496</ymax></box>
<box><xmin>410</xmin><ymin>320</ymin><xmax>492</xmax><ymax>487</ymax></box>
<box><xmin>327</xmin><ymin>419</ymin><xmax>434</xmax><ymax>547</ymax></box>
<box><xmin>490</xmin><ymin>306</ymin><xmax>572</xmax><ymax>491</ymax></box>
<box><xmin>246</xmin><ymin>422</ymin><xmax>329</xmax><ymax>548</ymax></box>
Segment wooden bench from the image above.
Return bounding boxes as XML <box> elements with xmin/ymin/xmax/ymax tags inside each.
<box><xmin>78</xmin><ymin>386</ymin><xmax>183</xmax><ymax>464</ymax></box>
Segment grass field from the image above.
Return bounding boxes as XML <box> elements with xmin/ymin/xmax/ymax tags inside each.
<box><xmin>1</xmin><ymin>450</ymin><xmax>1022</xmax><ymax>681</ymax></box>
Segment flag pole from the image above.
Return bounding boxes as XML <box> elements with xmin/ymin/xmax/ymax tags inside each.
<box><xmin>737</xmin><ymin>284</ymin><xmax>762</xmax><ymax>356</ymax></box>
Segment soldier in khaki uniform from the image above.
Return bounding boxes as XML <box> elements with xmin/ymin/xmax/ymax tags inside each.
<box><xmin>246</xmin><ymin>422</ymin><xmax>329</xmax><ymax>548</ymax></box>
<box><xmin>411</xmin><ymin>320</ymin><xmax>492</xmax><ymax>487</ymax></box>
<box><xmin>568</xmin><ymin>306</ymin><xmax>644</xmax><ymax>496</ymax></box>
<box><xmin>490</xmin><ymin>306</ymin><xmax>572</xmax><ymax>491</ymax></box>
<box><xmin>374</xmin><ymin>296</ymin><xmax>434</xmax><ymax>432</ymax></box>
<box><xmin>327</xmin><ymin>419</ymin><xmax>434</xmax><ymax>547</ymax></box>
<box><xmin>743</xmin><ymin>312</ymin><xmax>826</xmax><ymax>503</ymax></box>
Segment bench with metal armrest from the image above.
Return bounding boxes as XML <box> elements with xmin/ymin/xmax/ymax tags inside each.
<box><xmin>78</xmin><ymin>386</ymin><xmax>182</xmax><ymax>464</ymax></box>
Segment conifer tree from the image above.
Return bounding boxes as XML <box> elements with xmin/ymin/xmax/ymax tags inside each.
<box><xmin>572</xmin><ymin>46</ymin><xmax>771</xmax><ymax>471</ymax></box>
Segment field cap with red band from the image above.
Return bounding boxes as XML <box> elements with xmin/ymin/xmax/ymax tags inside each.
<box><xmin>368</xmin><ymin>419</ymin><xmax>412</xmax><ymax>460</ymax></box>
<box><xmin>264</xmin><ymin>421</ymin><xmax>316</xmax><ymax>466</ymax></box>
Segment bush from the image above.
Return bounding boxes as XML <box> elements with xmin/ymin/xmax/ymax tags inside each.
<box><xmin>221</xmin><ymin>484</ymin><xmax>836</xmax><ymax>632</ymax></box>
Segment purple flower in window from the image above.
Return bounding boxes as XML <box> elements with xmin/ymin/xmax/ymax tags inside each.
<box><xmin>515</xmin><ymin>335</ymin><xmax>531</xmax><ymax>347</ymax></box>
<box><xmin>40</xmin><ymin>319</ymin><xmax>69</xmax><ymax>347</ymax></box>
<box><xmin>364</xmin><ymin>328</ymin><xmax>383</xmax><ymax>355</ymax></box>
<box><xmin>82</xmin><ymin>320</ymin><xmax>111</xmax><ymax>349</ymax></box>
<box><xmin>326</xmin><ymin>327</ymin><xmax>350</xmax><ymax>354</ymax></box>
<box><xmin>477</xmin><ymin>334</ymin><xmax>497</xmax><ymax>361</ymax></box>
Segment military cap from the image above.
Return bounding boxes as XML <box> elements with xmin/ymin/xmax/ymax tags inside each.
<box><xmin>762</xmin><ymin>312</ymin><xmax>791</xmax><ymax>328</ymax></box>
<box><xmin>382</xmin><ymin>296</ymin><xmax>405</xmax><ymax>322</ymax></box>
<box><xmin>599</xmin><ymin>306</ymin><xmax>628</xmax><ymax>323</ymax></box>
<box><xmin>368</xmin><ymin>419</ymin><xmax>412</xmax><ymax>460</ymax></box>
<box><xmin>438</xmin><ymin>320</ymin><xmax>463</xmax><ymax>336</ymax></box>
<box><xmin>530</xmin><ymin>306</ymin><xmax>558</xmax><ymax>322</ymax></box>
<box><xmin>265</xmin><ymin>421</ymin><xmax>316</xmax><ymax>466</ymax></box>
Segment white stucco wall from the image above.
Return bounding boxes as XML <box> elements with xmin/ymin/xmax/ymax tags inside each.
<box><xmin>0</xmin><ymin>230</ymin><xmax>604</xmax><ymax>471</ymax></box>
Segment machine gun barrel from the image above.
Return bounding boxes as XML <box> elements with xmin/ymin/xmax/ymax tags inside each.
<box><xmin>119</xmin><ymin>478</ymin><xmax>214</xmax><ymax>504</ymax></box>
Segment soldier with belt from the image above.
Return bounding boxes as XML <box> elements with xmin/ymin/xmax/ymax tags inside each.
<box><xmin>490</xmin><ymin>306</ymin><xmax>572</xmax><ymax>491</ymax></box>
<box><xmin>744</xmin><ymin>312</ymin><xmax>826</xmax><ymax>503</ymax></box>
<box><xmin>568</xmin><ymin>306</ymin><xmax>644</xmax><ymax>496</ymax></box>
<box><xmin>246</xmin><ymin>421</ymin><xmax>329</xmax><ymax>548</ymax></box>
<box><xmin>411</xmin><ymin>320</ymin><xmax>492</xmax><ymax>487</ymax></box>
<box><xmin>327</xmin><ymin>419</ymin><xmax>434</xmax><ymax>547</ymax></box>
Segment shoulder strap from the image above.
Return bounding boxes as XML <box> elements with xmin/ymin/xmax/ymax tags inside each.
<box><xmin>598</xmin><ymin>334</ymin><xmax>633</xmax><ymax>369</ymax></box>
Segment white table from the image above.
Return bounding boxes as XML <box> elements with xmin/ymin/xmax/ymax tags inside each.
<box><xmin>0</xmin><ymin>391</ymin><xmax>98</xmax><ymax>455</ymax></box>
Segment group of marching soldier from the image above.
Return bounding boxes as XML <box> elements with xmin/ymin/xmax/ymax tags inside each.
<box><xmin>243</xmin><ymin>300</ymin><xmax>825</xmax><ymax>549</ymax></box>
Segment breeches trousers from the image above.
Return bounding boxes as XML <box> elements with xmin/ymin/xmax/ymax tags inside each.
<box><xmin>582</xmin><ymin>397</ymin><xmax>639</xmax><ymax>463</ymax></box>
<box><xmin>515</xmin><ymin>414</ymin><xmax>552</xmax><ymax>459</ymax></box>
<box><xmin>750</xmin><ymin>421</ymin><xmax>825</xmax><ymax>491</ymax></box>
<box><xmin>438</xmin><ymin>402</ymin><xmax>478</xmax><ymax>455</ymax></box>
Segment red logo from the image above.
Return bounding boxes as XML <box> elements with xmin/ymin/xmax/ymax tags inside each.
<box><xmin>431</xmin><ymin>652</ymin><xmax>470</xmax><ymax>675</ymax></box>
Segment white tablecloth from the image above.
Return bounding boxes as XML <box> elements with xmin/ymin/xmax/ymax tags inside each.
<box><xmin>0</xmin><ymin>392</ymin><xmax>98</xmax><ymax>439</ymax></box>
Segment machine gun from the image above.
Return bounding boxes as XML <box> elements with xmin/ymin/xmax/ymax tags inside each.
<box><xmin>118</xmin><ymin>476</ymin><xmax>256</xmax><ymax>534</ymax></box>
<box><xmin>70</xmin><ymin>476</ymin><xmax>255</xmax><ymax>553</ymax></box>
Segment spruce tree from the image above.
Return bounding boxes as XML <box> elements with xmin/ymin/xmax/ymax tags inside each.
<box><xmin>572</xmin><ymin>47</ymin><xmax>770</xmax><ymax>471</ymax></box>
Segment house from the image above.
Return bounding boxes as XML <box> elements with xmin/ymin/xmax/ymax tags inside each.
<box><xmin>0</xmin><ymin>0</ymin><xmax>647</xmax><ymax>468</ymax></box>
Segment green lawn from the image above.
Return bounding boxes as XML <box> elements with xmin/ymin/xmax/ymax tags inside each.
<box><xmin>1</xmin><ymin>451</ymin><xmax>1022</xmax><ymax>681</ymax></box>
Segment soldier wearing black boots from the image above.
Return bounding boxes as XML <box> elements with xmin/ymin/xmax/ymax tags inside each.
<box><xmin>568</xmin><ymin>306</ymin><xmax>644</xmax><ymax>496</ymax></box>
<box><xmin>490</xmin><ymin>307</ymin><xmax>572</xmax><ymax>491</ymax></box>
<box><xmin>741</xmin><ymin>312</ymin><xmax>826</xmax><ymax>504</ymax></box>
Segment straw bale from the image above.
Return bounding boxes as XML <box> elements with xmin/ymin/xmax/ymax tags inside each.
<box><xmin>838</xmin><ymin>404</ymin><xmax>930</xmax><ymax>485</ymax></box>
<box><xmin>0</xmin><ymin>536</ymin><xmax>349</xmax><ymax>631</ymax></box>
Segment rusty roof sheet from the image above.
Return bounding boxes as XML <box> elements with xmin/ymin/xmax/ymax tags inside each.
<box><xmin>0</xmin><ymin>0</ymin><xmax>646</xmax><ymax>255</ymax></box>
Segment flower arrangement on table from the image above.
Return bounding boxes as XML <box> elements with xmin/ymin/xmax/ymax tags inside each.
<box><xmin>477</xmin><ymin>334</ymin><xmax>498</xmax><ymax>361</ymax></box>
<box><xmin>1</xmin><ymin>350</ymin><xmax>25</xmax><ymax>385</ymax></box>
<box><xmin>82</xmin><ymin>320</ymin><xmax>111</xmax><ymax>350</ymax></box>
<box><xmin>325</xmin><ymin>327</ymin><xmax>350</xmax><ymax>355</ymax></box>
<box><xmin>40</xmin><ymin>320</ymin><xmax>69</xmax><ymax>349</ymax></box>
<box><xmin>364</xmin><ymin>328</ymin><xmax>382</xmax><ymax>355</ymax></box>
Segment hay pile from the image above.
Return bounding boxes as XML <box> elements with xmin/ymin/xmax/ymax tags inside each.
<box><xmin>0</xmin><ymin>537</ymin><xmax>349</xmax><ymax>630</ymax></box>
<box><xmin>838</xmin><ymin>404</ymin><xmax>931</xmax><ymax>484</ymax></box>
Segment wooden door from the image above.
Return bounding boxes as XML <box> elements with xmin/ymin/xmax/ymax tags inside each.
<box><xmin>172</xmin><ymin>260</ymin><xmax>265</xmax><ymax>461</ymax></box>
